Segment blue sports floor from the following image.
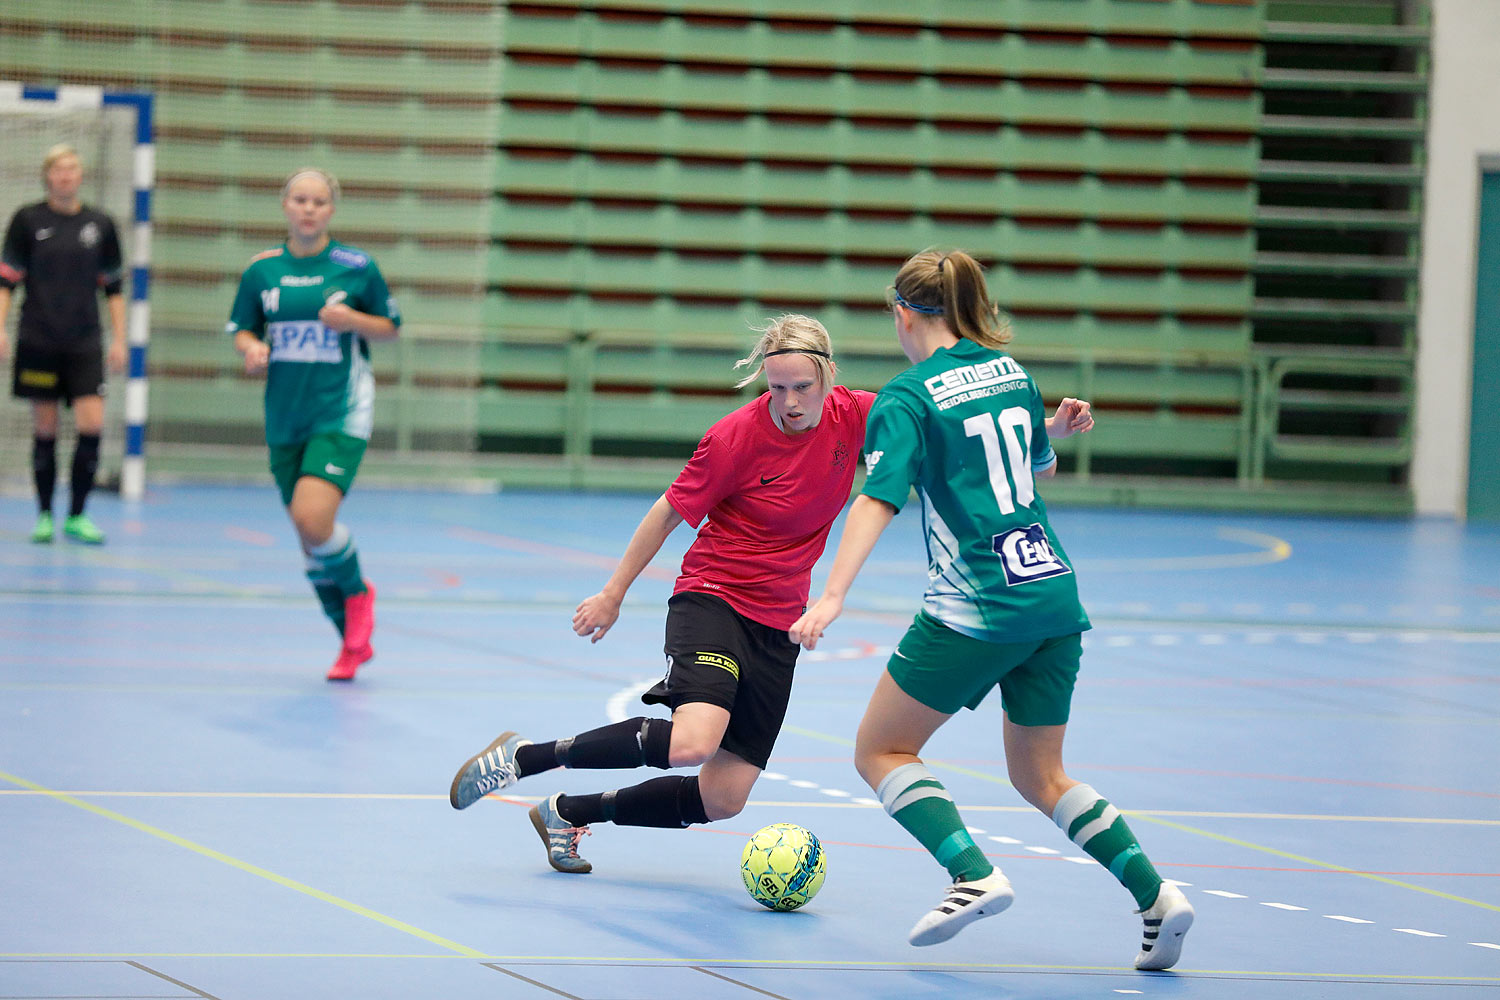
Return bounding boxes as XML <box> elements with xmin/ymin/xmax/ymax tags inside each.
<box><xmin>2</xmin><ymin>485</ymin><xmax>1498</xmax><ymax>999</ymax></box>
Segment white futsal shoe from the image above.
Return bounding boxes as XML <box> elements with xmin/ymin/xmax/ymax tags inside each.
<box><xmin>1134</xmin><ymin>882</ymin><xmax>1194</xmax><ymax>970</ymax></box>
<box><xmin>908</xmin><ymin>870</ymin><xmax>1014</xmax><ymax>946</ymax></box>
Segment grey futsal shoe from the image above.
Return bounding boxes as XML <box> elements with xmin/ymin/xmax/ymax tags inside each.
<box><xmin>1134</xmin><ymin>882</ymin><xmax>1194</xmax><ymax>971</ymax></box>
<box><xmin>908</xmin><ymin>869</ymin><xmax>1014</xmax><ymax>946</ymax></box>
<box><xmin>530</xmin><ymin>792</ymin><xmax>593</xmax><ymax>874</ymax></box>
<box><xmin>448</xmin><ymin>730</ymin><xmax>531</xmax><ymax>809</ymax></box>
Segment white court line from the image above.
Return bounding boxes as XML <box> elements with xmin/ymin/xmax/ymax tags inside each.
<box><xmin>1204</xmin><ymin>890</ymin><xmax>1247</xmax><ymax>898</ymax></box>
<box><xmin>1325</xmin><ymin>915</ymin><xmax>1374</xmax><ymax>924</ymax></box>
<box><xmin>606</xmin><ymin>677</ymin><xmax>660</xmax><ymax>724</ymax></box>
<box><xmin>1394</xmin><ymin>928</ymin><xmax>1445</xmax><ymax>938</ymax></box>
<box><xmin>1261</xmin><ymin>902</ymin><xmax>1308</xmax><ymax>911</ymax></box>
<box><xmin>1471</xmin><ymin>942</ymin><xmax>1500</xmax><ymax>950</ymax></box>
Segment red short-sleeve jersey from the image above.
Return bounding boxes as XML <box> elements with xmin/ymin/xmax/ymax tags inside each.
<box><xmin>665</xmin><ymin>385</ymin><xmax>876</xmax><ymax>630</ymax></box>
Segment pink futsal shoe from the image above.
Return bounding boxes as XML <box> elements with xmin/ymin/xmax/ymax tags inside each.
<box><xmin>343</xmin><ymin>582</ymin><xmax>377</xmax><ymax>652</ymax></box>
<box><xmin>326</xmin><ymin>642</ymin><xmax>373</xmax><ymax>682</ymax></box>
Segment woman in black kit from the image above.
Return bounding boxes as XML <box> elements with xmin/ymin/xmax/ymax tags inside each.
<box><xmin>0</xmin><ymin>144</ymin><xmax>127</xmax><ymax>544</ymax></box>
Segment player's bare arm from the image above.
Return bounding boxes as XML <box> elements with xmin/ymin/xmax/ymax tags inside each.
<box><xmin>319</xmin><ymin>302</ymin><xmax>397</xmax><ymax>340</ymax></box>
<box><xmin>573</xmin><ymin>494</ymin><xmax>684</xmax><ymax>643</ymax></box>
<box><xmin>791</xmin><ymin>494</ymin><xmax>897</xmax><ymax>649</ymax></box>
<box><xmin>234</xmin><ymin>329</ymin><xmax>269</xmax><ymax>375</ymax></box>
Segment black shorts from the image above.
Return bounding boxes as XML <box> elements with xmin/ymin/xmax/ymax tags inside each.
<box><xmin>11</xmin><ymin>340</ymin><xmax>105</xmax><ymax>404</ymax></box>
<box><xmin>648</xmin><ymin>591</ymin><xmax>801</xmax><ymax>770</ymax></box>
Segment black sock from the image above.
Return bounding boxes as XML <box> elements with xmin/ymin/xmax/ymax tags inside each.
<box><xmin>514</xmin><ymin>741</ymin><xmax>560</xmax><ymax>778</ymax></box>
<box><xmin>70</xmin><ymin>433</ymin><xmax>100</xmax><ymax>517</ymax></box>
<box><xmin>610</xmin><ymin>775</ymin><xmax>711</xmax><ymax>829</ymax></box>
<box><xmin>555</xmin><ymin>717</ymin><xmax>673</xmax><ymax>770</ymax></box>
<box><xmin>555</xmin><ymin>790</ymin><xmax>613</xmax><ymax>826</ymax></box>
<box><xmin>33</xmin><ymin>436</ymin><xmax>57</xmax><ymax>513</ymax></box>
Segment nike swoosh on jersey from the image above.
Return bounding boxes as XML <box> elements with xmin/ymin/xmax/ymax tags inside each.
<box><xmin>760</xmin><ymin>472</ymin><xmax>787</xmax><ymax>485</ymax></box>
<box><xmin>324</xmin><ymin>463</ymin><xmax>346</xmax><ymax>476</ymax></box>
<box><xmin>36</xmin><ymin>228</ymin><xmax>54</xmax><ymax>240</ymax></box>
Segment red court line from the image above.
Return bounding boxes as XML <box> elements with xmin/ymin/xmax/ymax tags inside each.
<box><xmin>449</xmin><ymin>526</ymin><xmax>675</xmax><ymax>581</ymax></box>
<box><xmin>224</xmin><ymin>525</ymin><xmax>277</xmax><ymax>546</ymax></box>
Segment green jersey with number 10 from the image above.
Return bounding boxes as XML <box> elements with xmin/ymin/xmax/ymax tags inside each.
<box><xmin>860</xmin><ymin>338</ymin><xmax>1090</xmax><ymax>643</ymax></box>
<box><xmin>226</xmin><ymin>240</ymin><xmax>400</xmax><ymax>447</ymax></box>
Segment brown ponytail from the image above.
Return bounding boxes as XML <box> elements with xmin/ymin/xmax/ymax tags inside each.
<box><xmin>888</xmin><ymin>249</ymin><xmax>1012</xmax><ymax>349</ymax></box>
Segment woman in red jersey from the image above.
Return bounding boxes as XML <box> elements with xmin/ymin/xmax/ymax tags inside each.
<box><xmin>447</xmin><ymin>314</ymin><xmax>874</xmax><ymax>872</ymax></box>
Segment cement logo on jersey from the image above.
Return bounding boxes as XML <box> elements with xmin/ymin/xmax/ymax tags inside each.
<box><xmin>832</xmin><ymin>440</ymin><xmax>849</xmax><ymax>470</ymax></box>
<box><xmin>79</xmin><ymin>221</ymin><xmax>100</xmax><ymax>248</ymax></box>
<box><xmin>993</xmin><ymin>523</ymin><xmax>1072</xmax><ymax>586</ymax></box>
<box><xmin>864</xmin><ymin>450</ymin><xmax>884</xmax><ymax>473</ymax></box>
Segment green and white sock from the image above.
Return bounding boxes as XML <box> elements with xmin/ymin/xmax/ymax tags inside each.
<box><xmin>304</xmin><ymin>558</ymin><xmax>346</xmax><ymax>636</ymax></box>
<box><xmin>304</xmin><ymin>523</ymin><xmax>364</xmax><ymax>633</ymax></box>
<box><xmin>1052</xmin><ymin>783</ymin><xmax>1163</xmax><ymax>909</ymax></box>
<box><xmin>876</xmin><ymin>762</ymin><xmax>992</xmax><ymax>883</ymax></box>
<box><xmin>307</xmin><ymin>523</ymin><xmax>365</xmax><ymax>597</ymax></box>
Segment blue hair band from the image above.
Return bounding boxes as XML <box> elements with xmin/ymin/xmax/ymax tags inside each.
<box><xmin>893</xmin><ymin>290</ymin><xmax>944</xmax><ymax>315</ymax></box>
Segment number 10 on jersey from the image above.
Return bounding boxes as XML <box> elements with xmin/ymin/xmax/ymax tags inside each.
<box><xmin>964</xmin><ymin>406</ymin><xmax>1035</xmax><ymax>514</ymax></box>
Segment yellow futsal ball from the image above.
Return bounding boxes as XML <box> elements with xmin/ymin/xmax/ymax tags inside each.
<box><xmin>740</xmin><ymin>822</ymin><xmax>827</xmax><ymax>911</ymax></box>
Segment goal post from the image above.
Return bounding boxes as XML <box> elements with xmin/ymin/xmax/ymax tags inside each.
<box><xmin>0</xmin><ymin>82</ymin><xmax>154</xmax><ymax>501</ymax></box>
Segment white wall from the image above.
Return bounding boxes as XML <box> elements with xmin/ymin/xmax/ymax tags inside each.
<box><xmin>1414</xmin><ymin>0</ymin><xmax>1500</xmax><ymax>516</ymax></box>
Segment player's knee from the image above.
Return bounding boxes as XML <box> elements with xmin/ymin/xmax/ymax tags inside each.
<box><xmin>1009</xmin><ymin>767</ymin><xmax>1072</xmax><ymax>813</ymax></box>
<box><xmin>290</xmin><ymin>511</ymin><xmax>332</xmax><ymax>548</ymax></box>
<box><xmin>666</xmin><ymin>735</ymin><xmax>718</xmax><ymax>768</ymax></box>
<box><xmin>853</xmin><ymin>747</ymin><xmax>883</xmax><ymax>789</ymax></box>
<box><xmin>699</xmin><ymin>783</ymin><xmax>749</xmax><ymax>821</ymax></box>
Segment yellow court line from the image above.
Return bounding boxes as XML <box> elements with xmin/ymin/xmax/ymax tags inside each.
<box><xmin>0</xmin><ymin>769</ymin><xmax>487</xmax><ymax>958</ymax></box>
<box><xmin>1081</xmin><ymin>527</ymin><xmax>1293</xmax><ymax>573</ymax></box>
<box><xmin>0</xmin><ymin>953</ymin><xmax>1496</xmax><ymax>981</ymax></box>
<box><xmin>1128</xmin><ymin>814</ymin><xmax>1500</xmax><ymax>913</ymax></box>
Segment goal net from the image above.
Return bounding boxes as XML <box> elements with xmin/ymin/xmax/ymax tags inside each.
<box><xmin>0</xmin><ymin>84</ymin><xmax>151</xmax><ymax>500</ymax></box>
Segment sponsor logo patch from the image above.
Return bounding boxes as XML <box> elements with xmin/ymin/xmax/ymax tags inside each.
<box><xmin>18</xmin><ymin>368</ymin><xmax>58</xmax><ymax>388</ymax></box>
<box><xmin>993</xmin><ymin>523</ymin><xmax>1072</xmax><ymax>586</ymax></box>
<box><xmin>267</xmin><ymin>320</ymin><xmax>342</xmax><ymax>363</ymax></box>
<box><xmin>330</xmin><ymin>247</ymin><xmax>369</xmax><ymax>269</ymax></box>
<box><xmin>694</xmin><ymin>651</ymin><xmax>740</xmax><ymax>680</ymax></box>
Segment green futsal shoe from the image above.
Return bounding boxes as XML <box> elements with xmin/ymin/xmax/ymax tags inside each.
<box><xmin>30</xmin><ymin>511</ymin><xmax>54</xmax><ymax>543</ymax></box>
<box><xmin>62</xmin><ymin>513</ymin><xmax>106</xmax><ymax>544</ymax></box>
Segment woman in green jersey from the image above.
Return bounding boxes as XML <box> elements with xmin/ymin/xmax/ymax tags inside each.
<box><xmin>790</xmin><ymin>249</ymin><xmax>1193</xmax><ymax>970</ymax></box>
<box><xmin>227</xmin><ymin>167</ymin><xmax>400</xmax><ymax>681</ymax></box>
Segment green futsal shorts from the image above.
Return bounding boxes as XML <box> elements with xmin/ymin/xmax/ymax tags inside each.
<box><xmin>268</xmin><ymin>432</ymin><xmax>367</xmax><ymax>506</ymax></box>
<box><xmin>885</xmin><ymin>611</ymin><xmax>1083</xmax><ymax>726</ymax></box>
